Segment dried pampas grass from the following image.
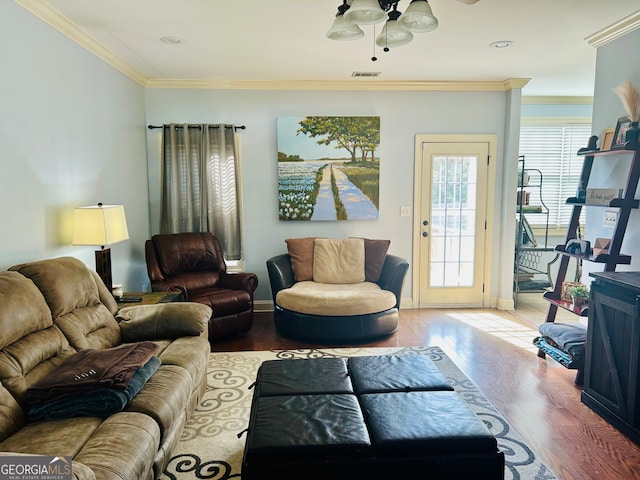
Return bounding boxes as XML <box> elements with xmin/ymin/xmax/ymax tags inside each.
<box><xmin>613</xmin><ymin>80</ymin><xmax>640</xmax><ymax>122</ymax></box>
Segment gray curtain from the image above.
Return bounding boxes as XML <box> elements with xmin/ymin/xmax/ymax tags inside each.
<box><xmin>160</xmin><ymin>123</ymin><xmax>242</xmax><ymax>260</ymax></box>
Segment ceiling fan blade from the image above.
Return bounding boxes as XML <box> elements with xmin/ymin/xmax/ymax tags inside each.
<box><xmin>456</xmin><ymin>0</ymin><xmax>480</xmax><ymax>4</ymax></box>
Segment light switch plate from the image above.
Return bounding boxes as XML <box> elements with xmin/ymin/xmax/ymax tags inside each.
<box><xmin>400</xmin><ymin>206</ymin><xmax>411</xmax><ymax>217</ymax></box>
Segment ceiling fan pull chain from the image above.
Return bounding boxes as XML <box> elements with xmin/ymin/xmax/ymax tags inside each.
<box><xmin>371</xmin><ymin>24</ymin><xmax>378</xmax><ymax>61</ymax></box>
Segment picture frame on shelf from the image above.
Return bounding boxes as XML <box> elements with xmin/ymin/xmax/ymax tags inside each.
<box><xmin>613</xmin><ymin>116</ymin><xmax>632</xmax><ymax>149</ymax></box>
<box><xmin>601</xmin><ymin>128</ymin><xmax>615</xmax><ymax>150</ymax></box>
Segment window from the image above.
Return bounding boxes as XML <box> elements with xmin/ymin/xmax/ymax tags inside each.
<box><xmin>519</xmin><ymin>122</ymin><xmax>592</xmax><ymax>229</ymax></box>
<box><xmin>160</xmin><ymin>124</ymin><xmax>244</xmax><ymax>261</ymax></box>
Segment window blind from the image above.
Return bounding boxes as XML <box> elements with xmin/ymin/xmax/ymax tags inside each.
<box><xmin>519</xmin><ymin>124</ymin><xmax>592</xmax><ymax>229</ymax></box>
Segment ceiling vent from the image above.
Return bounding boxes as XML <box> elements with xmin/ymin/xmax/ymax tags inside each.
<box><xmin>352</xmin><ymin>71</ymin><xmax>382</xmax><ymax>77</ymax></box>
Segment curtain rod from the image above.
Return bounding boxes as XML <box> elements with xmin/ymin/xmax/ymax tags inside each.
<box><xmin>147</xmin><ymin>124</ymin><xmax>246</xmax><ymax>131</ymax></box>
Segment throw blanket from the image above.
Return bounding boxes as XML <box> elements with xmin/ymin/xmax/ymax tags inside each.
<box><xmin>533</xmin><ymin>322</ymin><xmax>587</xmax><ymax>369</ymax></box>
<box><xmin>28</xmin><ymin>356</ymin><xmax>161</xmax><ymax>421</ymax></box>
<box><xmin>27</xmin><ymin>341</ymin><xmax>158</xmax><ymax>405</ymax></box>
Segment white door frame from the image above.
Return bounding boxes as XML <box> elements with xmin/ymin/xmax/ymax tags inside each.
<box><xmin>412</xmin><ymin>134</ymin><xmax>497</xmax><ymax>308</ymax></box>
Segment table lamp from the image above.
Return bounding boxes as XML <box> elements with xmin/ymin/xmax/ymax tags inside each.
<box><xmin>72</xmin><ymin>203</ymin><xmax>129</xmax><ymax>292</ymax></box>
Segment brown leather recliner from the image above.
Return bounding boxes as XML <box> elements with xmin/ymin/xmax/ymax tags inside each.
<box><xmin>145</xmin><ymin>232</ymin><xmax>258</xmax><ymax>343</ymax></box>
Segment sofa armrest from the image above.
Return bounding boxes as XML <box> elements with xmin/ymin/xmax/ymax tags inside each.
<box><xmin>376</xmin><ymin>254</ymin><xmax>409</xmax><ymax>308</ymax></box>
<box><xmin>116</xmin><ymin>302</ymin><xmax>211</xmax><ymax>342</ymax></box>
<box><xmin>266</xmin><ymin>254</ymin><xmax>296</xmax><ymax>302</ymax></box>
<box><xmin>150</xmin><ymin>279</ymin><xmax>188</xmax><ymax>297</ymax></box>
<box><xmin>219</xmin><ymin>271</ymin><xmax>258</xmax><ymax>295</ymax></box>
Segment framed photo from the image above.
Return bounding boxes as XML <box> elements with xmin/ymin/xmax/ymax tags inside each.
<box><xmin>612</xmin><ymin>116</ymin><xmax>632</xmax><ymax>148</ymax></box>
<box><xmin>601</xmin><ymin>128</ymin><xmax>615</xmax><ymax>150</ymax></box>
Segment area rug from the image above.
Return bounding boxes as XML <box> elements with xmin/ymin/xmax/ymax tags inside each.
<box><xmin>160</xmin><ymin>346</ymin><xmax>557</xmax><ymax>480</ymax></box>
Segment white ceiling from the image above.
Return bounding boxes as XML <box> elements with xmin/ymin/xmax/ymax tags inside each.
<box><xmin>18</xmin><ymin>0</ymin><xmax>640</xmax><ymax>96</ymax></box>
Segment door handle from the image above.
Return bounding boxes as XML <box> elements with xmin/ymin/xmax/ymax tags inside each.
<box><xmin>422</xmin><ymin>231</ymin><xmax>429</xmax><ymax>237</ymax></box>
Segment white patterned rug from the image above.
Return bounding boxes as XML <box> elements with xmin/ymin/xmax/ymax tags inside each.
<box><xmin>160</xmin><ymin>346</ymin><xmax>557</xmax><ymax>480</ymax></box>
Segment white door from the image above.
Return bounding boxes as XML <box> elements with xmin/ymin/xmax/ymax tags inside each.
<box><xmin>417</xmin><ymin>141</ymin><xmax>491</xmax><ymax>306</ymax></box>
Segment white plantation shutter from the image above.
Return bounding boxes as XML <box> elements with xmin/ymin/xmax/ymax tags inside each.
<box><xmin>519</xmin><ymin>124</ymin><xmax>592</xmax><ymax>228</ymax></box>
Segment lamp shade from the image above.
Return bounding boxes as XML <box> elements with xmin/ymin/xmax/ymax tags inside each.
<box><xmin>72</xmin><ymin>204</ymin><xmax>129</xmax><ymax>247</ymax></box>
<box><xmin>398</xmin><ymin>0</ymin><xmax>438</xmax><ymax>33</ymax></box>
<box><xmin>344</xmin><ymin>0</ymin><xmax>387</xmax><ymax>25</ymax></box>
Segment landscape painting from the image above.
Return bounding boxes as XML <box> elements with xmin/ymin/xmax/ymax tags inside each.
<box><xmin>277</xmin><ymin>116</ymin><xmax>380</xmax><ymax>221</ymax></box>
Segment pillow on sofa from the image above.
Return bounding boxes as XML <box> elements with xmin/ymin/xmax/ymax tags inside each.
<box><xmin>313</xmin><ymin>238</ymin><xmax>365</xmax><ymax>284</ymax></box>
<box><xmin>285</xmin><ymin>237</ymin><xmax>317</xmax><ymax>281</ymax></box>
<box><xmin>363</xmin><ymin>238</ymin><xmax>391</xmax><ymax>282</ymax></box>
<box><xmin>116</xmin><ymin>303</ymin><xmax>211</xmax><ymax>342</ymax></box>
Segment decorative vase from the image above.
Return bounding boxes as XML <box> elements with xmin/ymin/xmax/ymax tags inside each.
<box><xmin>626</xmin><ymin>121</ymin><xmax>639</xmax><ymax>145</ymax></box>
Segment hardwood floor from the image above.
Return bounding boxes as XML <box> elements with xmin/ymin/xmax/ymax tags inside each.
<box><xmin>212</xmin><ymin>307</ymin><xmax>640</xmax><ymax>479</ymax></box>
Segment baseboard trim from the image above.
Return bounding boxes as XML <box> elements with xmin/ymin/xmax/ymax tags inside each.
<box><xmin>496</xmin><ymin>296</ymin><xmax>515</xmax><ymax>311</ymax></box>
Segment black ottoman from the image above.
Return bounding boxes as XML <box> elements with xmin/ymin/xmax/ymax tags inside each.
<box><xmin>242</xmin><ymin>355</ymin><xmax>504</xmax><ymax>480</ymax></box>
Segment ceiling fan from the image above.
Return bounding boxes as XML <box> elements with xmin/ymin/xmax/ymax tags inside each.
<box><xmin>328</xmin><ymin>0</ymin><xmax>480</xmax><ymax>56</ymax></box>
<box><xmin>366</xmin><ymin>0</ymin><xmax>480</xmax><ymax>7</ymax></box>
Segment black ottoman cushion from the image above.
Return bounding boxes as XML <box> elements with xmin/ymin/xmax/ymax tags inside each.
<box><xmin>245</xmin><ymin>394</ymin><xmax>371</xmax><ymax>463</ymax></box>
<box><xmin>348</xmin><ymin>354</ymin><xmax>453</xmax><ymax>393</ymax></box>
<box><xmin>254</xmin><ymin>358</ymin><xmax>353</xmax><ymax>396</ymax></box>
<box><xmin>361</xmin><ymin>391</ymin><xmax>498</xmax><ymax>456</ymax></box>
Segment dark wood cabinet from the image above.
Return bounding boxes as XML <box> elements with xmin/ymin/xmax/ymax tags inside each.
<box><xmin>582</xmin><ymin>271</ymin><xmax>640</xmax><ymax>444</ymax></box>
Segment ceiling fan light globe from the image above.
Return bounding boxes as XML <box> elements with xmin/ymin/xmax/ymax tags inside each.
<box><xmin>327</xmin><ymin>14</ymin><xmax>365</xmax><ymax>40</ymax></box>
<box><xmin>344</xmin><ymin>0</ymin><xmax>387</xmax><ymax>25</ymax></box>
<box><xmin>398</xmin><ymin>0</ymin><xmax>439</xmax><ymax>33</ymax></box>
<box><xmin>376</xmin><ymin>20</ymin><xmax>414</xmax><ymax>48</ymax></box>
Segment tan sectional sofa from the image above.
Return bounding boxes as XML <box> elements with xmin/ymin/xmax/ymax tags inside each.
<box><xmin>0</xmin><ymin>257</ymin><xmax>212</xmax><ymax>480</ymax></box>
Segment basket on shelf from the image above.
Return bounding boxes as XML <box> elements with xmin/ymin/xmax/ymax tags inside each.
<box><xmin>561</xmin><ymin>282</ymin><xmax>584</xmax><ymax>302</ymax></box>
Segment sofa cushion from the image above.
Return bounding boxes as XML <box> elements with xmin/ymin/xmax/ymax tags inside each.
<box><xmin>0</xmin><ymin>416</ymin><xmax>104</xmax><ymax>456</ymax></box>
<box><xmin>0</xmin><ymin>272</ymin><xmax>53</xmax><ymax>349</ymax></box>
<box><xmin>363</xmin><ymin>239</ymin><xmax>391</xmax><ymax>282</ymax></box>
<box><xmin>0</xmin><ymin>272</ymin><xmax>76</xmax><ymax>409</ymax></box>
<box><xmin>313</xmin><ymin>238</ymin><xmax>365</xmax><ymax>284</ymax></box>
<box><xmin>10</xmin><ymin>257</ymin><xmax>122</xmax><ymax>349</ymax></box>
<box><xmin>276</xmin><ymin>281</ymin><xmax>397</xmax><ymax>316</ymax></box>
<box><xmin>126</xmin><ymin>364</ymin><xmax>191</xmax><ymax>441</ymax></box>
<box><xmin>285</xmin><ymin>237</ymin><xmax>317</xmax><ymax>282</ymax></box>
<box><xmin>153</xmin><ymin>337</ymin><xmax>210</xmax><ymax>398</ymax></box>
<box><xmin>74</xmin><ymin>412</ymin><xmax>160</xmax><ymax>480</ymax></box>
<box><xmin>0</xmin><ymin>383</ymin><xmax>24</xmax><ymax>443</ymax></box>
<box><xmin>116</xmin><ymin>303</ymin><xmax>211</xmax><ymax>342</ymax></box>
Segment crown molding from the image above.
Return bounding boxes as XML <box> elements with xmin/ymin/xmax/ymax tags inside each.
<box><xmin>585</xmin><ymin>10</ymin><xmax>640</xmax><ymax>48</ymax></box>
<box><xmin>503</xmin><ymin>78</ymin><xmax>530</xmax><ymax>90</ymax></box>
<box><xmin>17</xmin><ymin>1</ymin><xmax>530</xmax><ymax>93</ymax></box>
<box><xmin>522</xmin><ymin>96</ymin><xmax>593</xmax><ymax>105</ymax></box>
<box><xmin>144</xmin><ymin>78</ymin><xmax>531</xmax><ymax>91</ymax></box>
<box><xmin>16</xmin><ymin>0</ymin><xmax>147</xmax><ymax>86</ymax></box>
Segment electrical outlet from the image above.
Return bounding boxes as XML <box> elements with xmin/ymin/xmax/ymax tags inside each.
<box><xmin>603</xmin><ymin>210</ymin><xmax>618</xmax><ymax>227</ymax></box>
<box><xmin>400</xmin><ymin>206</ymin><xmax>411</xmax><ymax>217</ymax></box>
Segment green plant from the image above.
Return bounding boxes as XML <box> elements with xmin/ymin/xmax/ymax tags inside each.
<box><xmin>567</xmin><ymin>284</ymin><xmax>589</xmax><ymax>299</ymax></box>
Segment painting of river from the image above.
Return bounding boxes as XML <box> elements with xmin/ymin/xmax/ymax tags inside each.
<box><xmin>277</xmin><ymin>116</ymin><xmax>380</xmax><ymax>221</ymax></box>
